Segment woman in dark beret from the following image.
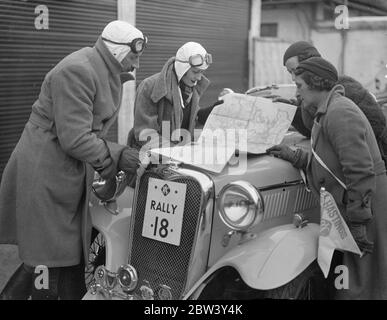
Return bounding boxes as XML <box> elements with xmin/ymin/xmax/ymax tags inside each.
<box><xmin>280</xmin><ymin>42</ymin><xmax>387</xmax><ymax>170</ymax></box>
<box><xmin>267</xmin><ymin>57</ymin><xmax>387</xmax><ymax>300</ymax></box>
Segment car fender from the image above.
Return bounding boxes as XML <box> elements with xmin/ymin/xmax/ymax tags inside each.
<box><xmin>184</xmin><ymin>223</ymin><xmax>319</xmax><ymax>298</ymax></box>
<box><xmin>89</xmin><ymin>195</ymin><xmax>132</xmax><ymax>273</ymax></box>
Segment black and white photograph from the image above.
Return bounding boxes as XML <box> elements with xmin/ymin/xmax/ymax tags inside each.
<box><xmin>1</xmin><ymin>0</ymin><xmax>387</xmax><ymax>306</ymax></box>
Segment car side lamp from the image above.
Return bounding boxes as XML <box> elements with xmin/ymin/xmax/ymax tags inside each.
<box><xmin>293</xmin><ymin>213</ymin><xmax>308</xmax><ymax>228</ymax></box>
<box><xmin>92</xmin><ymin>171</ymin><xmax>127</xmax><ymax>215</ymax></box>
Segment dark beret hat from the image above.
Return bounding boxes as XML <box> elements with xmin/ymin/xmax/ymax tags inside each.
<box><xmin>296</xmin><ymin>57</ymin><xmax>338</xmax><ymax>82</ymax></box>
<box><xmin>283</xmin><ymin>41</ymin><xmax>321</xmax><ymax>65</ymax></box>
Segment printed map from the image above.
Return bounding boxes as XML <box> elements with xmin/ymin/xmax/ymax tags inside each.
<box><xmin>201</xmin><ymin>93</ymin><xmax>297</xmax><ymax>154</ymax></box>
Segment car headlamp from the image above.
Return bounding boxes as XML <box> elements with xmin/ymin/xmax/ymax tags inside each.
<box><xmin>117</xmin><ymin>264</ymin><xmax>138</xmax><ymax>292</ymax></box>
<box><xmin>217</xmin><ymin>181</ymin><xmax>264</xmax><ymax>231</ymax></box>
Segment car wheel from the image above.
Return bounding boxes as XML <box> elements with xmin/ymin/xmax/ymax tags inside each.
<box><xmin>196</xmin><ymin>267</ymin><xmax>263</xmax><ymax>300</ymax></box>
<box><xmin>84</xmin><ymin>228</ymin><xmax>106</xmax><ymax>290</ymax></box>
<box><xmin>263</xmin><ymin>261</ymin><xmax>329</xmax><ymax>300</ymax></box>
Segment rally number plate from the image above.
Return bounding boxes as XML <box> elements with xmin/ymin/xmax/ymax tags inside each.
<box><xmin>142</xmin><ymin>178</ymin><xmax>187</xmax><ymax>246</ymax></box>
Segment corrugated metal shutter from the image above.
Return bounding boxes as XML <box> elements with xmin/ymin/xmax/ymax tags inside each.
<box><xmin>0</xmin><ymin>0</ymin><xmax>117</xmax><ymax>179</ymax></box>
<box><xmin>136</xmin><ymin>0</ymin><xmax>250</xmax><ymax>107</ymax></box>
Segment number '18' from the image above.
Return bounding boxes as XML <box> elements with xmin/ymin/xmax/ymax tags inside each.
<box><xmin>153</xmin><ymin>217</ymin><xmax>169</xmax><ymax>238</ymax></box>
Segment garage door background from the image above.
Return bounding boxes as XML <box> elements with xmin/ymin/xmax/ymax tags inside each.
<box><xmin>136</xmin><ymin>0</ymin><xmax>250</xmax><ymax>108</ymax></box>
<box><xmin>0</xmin><ymin>0</ymin><xmax>250</xmax><ymax>180</ymax></box>
<box><xmin>0</xmin><ymin>0</ymin><xmax>117</xmax><ymax>180</ymax></box>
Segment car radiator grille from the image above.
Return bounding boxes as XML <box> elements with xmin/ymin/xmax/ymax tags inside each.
<box><xmin>128</xmin><ymin>170</ymin><xmax>203</xmax><ymax>299</ymax></box>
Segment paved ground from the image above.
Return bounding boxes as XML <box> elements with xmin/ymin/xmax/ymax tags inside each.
<box><xmin>0</xmin><ymin>245</ymin><xmax>20</xmax><ymax>292</ymax></box>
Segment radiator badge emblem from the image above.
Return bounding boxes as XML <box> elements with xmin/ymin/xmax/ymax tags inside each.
<box><xmin>158</xmin><ymin>284</ymin><xmax>172</xmax><ymax>300</ymax></box>
<box><xmin>161</xmin><ymin>184</ymin><xmax>171</xmax><ymax>196</ymax></box>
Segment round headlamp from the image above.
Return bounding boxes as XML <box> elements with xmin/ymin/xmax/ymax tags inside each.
<box><xmin>217</xmin><ymin>181</ymin><xmax>264</xmax><ymax>231</ymax></box>
<box><xmin>117</xmin><ymin>264</ymin><xmax>138</xmax><ymax>292</ymax></box>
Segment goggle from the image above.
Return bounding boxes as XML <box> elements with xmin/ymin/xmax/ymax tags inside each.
<box><xmin>176</xmin><ymin>53</ymin><xmax>212</xmax><ymax>67</ymax></box>
<box><xmin>102</xmin><ymin>36</ymin><xmax>148</xmax><ymax>54</ymax></box>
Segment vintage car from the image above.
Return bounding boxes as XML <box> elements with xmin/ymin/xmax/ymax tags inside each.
<box><xmin>83</xmin><ymin>86</ymin><xmax>329</xmax><ymax>300</ymax></box>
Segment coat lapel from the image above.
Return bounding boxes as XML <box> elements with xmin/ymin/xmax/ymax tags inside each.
<box><xmin>307</xmin><ymin>85</ymin><xmax>346</xmax><ymax>191</ymax></box>
<box><xmin>311</xmin><ymin>117</ymin><xmax>322</xmax><ymax>149</ymax></box>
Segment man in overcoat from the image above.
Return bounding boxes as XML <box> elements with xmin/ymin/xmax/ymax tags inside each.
<box><xmin>0</xmin><ymin>20</ymin><xmax>144</xmax><ymax>299</ymax></box>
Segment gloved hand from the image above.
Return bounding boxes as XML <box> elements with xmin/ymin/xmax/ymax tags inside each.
<box><xmin>97</xmin><ymin>157</ymin><xmax>117</xmax><ymax>180</ymax></box>
<box><xmin>348</xmin><ymin>223</ymin><xmax>374</xmax><ymax>255</ymax></box>
<box><xmin>127</xmin><ymin>151</ymin><xmax>152</xmax><ymax>188</ymax></box>
<box><xmin>118</xmin><ymin>147</ymin><xmax>140</xmax><ymax>175</ymax></box>
<box><xmin>266</xmin><ymin>145</ymin><xmax>298</xmax><ymax>164</ymax></box>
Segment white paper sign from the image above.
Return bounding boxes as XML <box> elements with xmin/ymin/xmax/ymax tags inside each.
<box><xmin>142</xmin><ymin>178</ymin><xmax>187</xmax><ymax>246</ymax></box>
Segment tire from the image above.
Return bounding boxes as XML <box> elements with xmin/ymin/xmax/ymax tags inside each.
<box><xmin>197</xmin><ymin>267</ymin><xmax>264</xmax><ymax>300</ymax></box>
<box><xmin>84</xmin><ymin>228</ymin><xmax>106</xmax><ymax>290</ymax></box>
<box><xmin>263</xmin><ymin>261</ymin><xmax>329</xmax><ymax>300</ymax></box>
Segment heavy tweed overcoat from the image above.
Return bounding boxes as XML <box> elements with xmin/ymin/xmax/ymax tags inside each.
<box><xmin>128</xmin><ymin>57</ymin><xmax>209</xmax><ymax>150</ymax></box>
<box><xmin>0</xmin><ymin>37</ymin><xmax>127</xmax><ymax>267</ymax></box>
<box><xmin>298</xmin><ymin>85</ymin><xmax>387</xmax><ymax>299</ymax></box>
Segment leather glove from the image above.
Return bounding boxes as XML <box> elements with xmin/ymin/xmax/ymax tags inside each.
<box><xmin>127</xmin><ymin>151</ymin><xmax>152</xmax><ymax>188</ymax></box>
<box><xmin>266</xmin><ymin>145</ymin><xmax>298</xmax><ymax>164</ymax></box>
<box><xmin>118</xmin><ymin>147</ymin><xmax>141</xmax><ymax>188</ymax></box>
<box><xmin>118</xmin><ymin>147</ymin><xmax>140</xmax><ymax>175</ymax></box>
<box><xmin>348</xmin><ymin>223</ymin><xmax>374</xmax><ymax>255</ymax></box>
<box><xmin>97</xmin><ymin>157</ymin><xmax>117</xmax><ymax>180</ymax></box>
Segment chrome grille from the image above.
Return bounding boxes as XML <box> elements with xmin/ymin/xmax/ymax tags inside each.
<box><xmin>262</xmin><ymin>189</ymin><xmax>290</xmax><ymax>220</ymax></box>
<box><xmin>294</xmin><ymin>187</ymin><xmax>318</xmax><ymax>212</ymax></box>
<box><xmin>128</xmin><ymin>170</ymin><xmax>203</xmax><ymax>299</ymax></box>
<box><xmin>262</xmin><ymin>184</ymin><xmax>318</xmax><ymax>221</ymax></box>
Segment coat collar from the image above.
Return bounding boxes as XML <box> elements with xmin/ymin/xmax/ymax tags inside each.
<box><xmin>315</xmin><ymin>84</ymin><xmax>345</xmax><ymax>116</ymax></box>
<box><xmin>150</xmin><ymin>57</ymin><xmax>210</xmax><ymax>103</ymax></box>
<box><xmin>94</xmin><ymin>36</ymin><xmax>123</xmax><ymax>75</ymax></box>
<box><xmin>310</xmin><ymin>84</ymin><xmax>345</xmax><ymax>150</ymax></box>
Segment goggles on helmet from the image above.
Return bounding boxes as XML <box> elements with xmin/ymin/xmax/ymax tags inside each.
<box><xmin>101</xmin><ymin>36</ymin><xmax>148</xmax><ymax>54</ymax></box>
<box><xmin>176</xmin><ymin>53</ymin><xmax>212</xmax><ymax>67</ymax></box>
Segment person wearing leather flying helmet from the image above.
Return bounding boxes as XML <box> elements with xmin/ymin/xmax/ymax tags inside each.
<box><xmin>0</xmin><ymin>20</ymin><xmax>146</xmax><ymax>300</ymax></box>
<box><xmin>128</xmin><ymin>42</ymin><xmax>214</xmax><ymax>152</ymax></box>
